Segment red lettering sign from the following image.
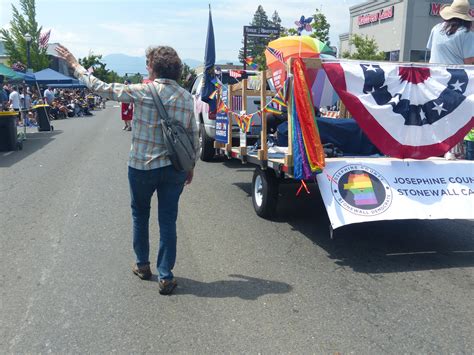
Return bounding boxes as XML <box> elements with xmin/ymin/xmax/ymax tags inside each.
<box><xmin>430</xmin><ymin>3</ymin><xmax>442</xmax><ymax>16</ymax></box>
<box><xmin>358</xmin><ymin>6</ymin><xmax>394</xmax><ymax>26</ymax></box>
<box><xmin>430</xmin><ymin>2</ymin><xmax>474</xmax><ymax>16</ymax></box>
<box><xmin>380</xmin><ymin>6</ymin><xmax>394</xmax><ymax>20</ymax></box>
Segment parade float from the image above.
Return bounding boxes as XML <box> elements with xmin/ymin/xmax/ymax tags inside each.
<box><xmin>209</xmin><ymin>36</ymin><xmax>473</xmax><ymax>236</ymax></box>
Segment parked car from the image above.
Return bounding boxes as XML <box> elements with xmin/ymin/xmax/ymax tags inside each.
<box><xmin>190</xmin><ymin>70</ymin><xmax>274</xmax><ymax>161</ymax></box>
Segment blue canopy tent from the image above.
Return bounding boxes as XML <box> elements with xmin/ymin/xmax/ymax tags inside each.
<box><xmin>25</xmin><ymin>68</ymin><xmax>75</xmax><ymax>85</ymax></box>
<box><xmin>52</xmin><ymin>79</ymin><xmax>87</xmax><ymax>88</ymax></box>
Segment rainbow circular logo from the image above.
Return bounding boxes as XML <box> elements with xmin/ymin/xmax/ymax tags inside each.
<box><xmin>331</xmin><ymin>165</ymin><xmax>393</xmax><ymax>216</ymax></box>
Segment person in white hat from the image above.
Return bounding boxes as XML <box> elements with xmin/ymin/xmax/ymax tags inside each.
<box><xmin>427</xmin><ymin>0</ymin><xmax>474</xmax><ymax>65</ymax></box>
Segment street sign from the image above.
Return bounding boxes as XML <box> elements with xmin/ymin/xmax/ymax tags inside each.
<box><xmin>243</xmin><ymin>26</ymin><xmax>280</xmax><ymax>38</ymax></box>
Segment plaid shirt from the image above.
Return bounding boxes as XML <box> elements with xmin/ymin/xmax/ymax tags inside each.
<box><xmin>74</xmin><ymin>65</ymin><xmax>199</xmax><ymax>170</ymax></box>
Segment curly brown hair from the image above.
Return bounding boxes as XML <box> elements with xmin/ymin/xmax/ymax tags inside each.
<box><xmin>146</xmin><ymin>46</ymin><xmax>183</xmax><ymax>81</ymax></box>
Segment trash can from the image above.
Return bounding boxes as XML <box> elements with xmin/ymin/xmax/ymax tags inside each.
<box><xmin>0</xmin><ymin>111</ymin><xmax>19</xmax><ymax>151</ymax></box>
<box><xmin>33</xmin><ymin>104</ymin><xmax>54</xmax><ymax>132</ymax></box>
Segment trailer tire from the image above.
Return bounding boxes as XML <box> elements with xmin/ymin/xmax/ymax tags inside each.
<box><xmin>199</xmin><ymin>123</ymin><xmax>215</xmax><ymax>161</ymax></box>
<box><xmin>252</xmin><ymin>167</ymin><xmax>278</xmax><ymax>218</ymax></box>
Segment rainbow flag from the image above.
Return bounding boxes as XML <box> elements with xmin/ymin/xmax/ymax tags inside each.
<box><xmin>208</xmin><ymin>90</ymin><xmax>218</xmax><ymax>100</ymax></box>
<box><xmin>211</xmin><ymin>78</ymin><xmax>221</xmax><ymax>88</ymax></box>
<box><xmin>264</xmin><ymin>106</ymin><xmax>282</xmax><ymax>115</ymax></box>
<box><xmin>245</xmin><ymin>57</ymin><xmax>258</xmax><ymax>70</ymax></box>
<box><xmin>217</xmin><ymin>100</ymin><xmax>228</xmax><ymax>113</ymax></box>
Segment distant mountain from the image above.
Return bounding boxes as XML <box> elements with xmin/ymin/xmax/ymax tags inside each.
<box><xmin>102</xmin><ymin>54</ymin><xmax>146</xmax><ymax>76</ymax></box>
<box><xmin>102</xmin><ymin>53</ymin><xmax>205</xmax><ymax>75</ymax></box>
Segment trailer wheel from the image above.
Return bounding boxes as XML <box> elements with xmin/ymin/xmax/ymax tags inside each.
<box><xmin>252</xmin><ymin>166</ymin><xmax>278</xmax><ymax>218</ymax></box>
<box><xmin>199</xmin><ymin>123</ymin><xmax>214</xmax><ymax>161</ymax></box>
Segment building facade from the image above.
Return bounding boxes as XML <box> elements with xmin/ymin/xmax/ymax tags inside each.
<box><xmin>339</xmin><ymin>0</ymin><xmax>474</xmax><ymax>62</ymax></box>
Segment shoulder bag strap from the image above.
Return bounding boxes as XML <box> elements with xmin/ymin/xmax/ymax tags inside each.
<box><xmin>147</xmin><ymin>83</ymin><xmax>169</xmax><ymax>123</ymax></box>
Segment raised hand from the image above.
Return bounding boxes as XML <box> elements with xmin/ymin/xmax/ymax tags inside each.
<box><xmin>55</xmin><ymin>44</ymin><xmax>80</xmax><ymax>69</ymax></box>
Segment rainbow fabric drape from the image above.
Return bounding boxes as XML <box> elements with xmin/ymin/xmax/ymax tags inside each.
<box><xmin>291</xmin><ymin>58</ymin><xmax>325</xmax><ymax>179</ymax></box>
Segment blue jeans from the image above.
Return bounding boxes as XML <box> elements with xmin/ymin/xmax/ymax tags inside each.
<box><xmin>128</xmin><ymin>165</ymin><xmax>187</xmax><ymax>280</ymax></box>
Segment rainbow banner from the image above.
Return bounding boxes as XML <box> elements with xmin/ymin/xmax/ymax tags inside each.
<box><xmin>316</xmin><ymin>158</ymin><xmax>474</xmax><ymax>230</ymax></box>
<box><xmin>291</xmin><ymin>58</ymin><xmax>325</xmax><ymax>179</ymax></box>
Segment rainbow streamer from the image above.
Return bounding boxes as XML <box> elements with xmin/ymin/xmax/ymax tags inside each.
<box><xmin>291</xmin><ymin>58</ymin><xmax>325</xmax><ymax>179</ymax></box>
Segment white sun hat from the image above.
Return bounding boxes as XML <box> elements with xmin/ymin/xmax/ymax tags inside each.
<box><xmin>440</xmin><ymin>0</ymin><xmax>474</xmax><ymax>22</ymax></box>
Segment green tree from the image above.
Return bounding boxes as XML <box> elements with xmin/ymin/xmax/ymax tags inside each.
<box><xmin>78</xmin><ymin>52</ymin><xmax>123</xmax><ymax>83</ymax></box>
<box><xmin>342</xmin><ymin>34</ymin><xmax>386</xmax><ymax>60</ymax></box>
<box><xmin>281</xmin><ymin>28</ymin><xmax>299</xmax><ymax>36</ymax></box>
<box><xmin>239</xmin><ymin>5</ymin><xmax>271</xmax><ymax>70</ymax></box>
<box><xmin>269</xmin><ymin>10</ymin><xmax>288</xmax><ymax>39</ymax></box>
<box><xmin>270</xmin><ymin>10</ymin><xmax>283</xmax><ymax>32</ymax></box>
<box><xmin>310</xmin><ymin>9</ymin><xmax>331</xmax><ymax>45</ymax></box>
<box><xmin>0</xmin><ymin>0</ymin><xmax>50</xmax><ymax>71</ymax></box>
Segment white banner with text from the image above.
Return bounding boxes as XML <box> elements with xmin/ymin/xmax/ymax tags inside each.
<box><xmin>316</xmin><ymin>158</ymin><xmax>474</xmax><ymax>229</ymax></box>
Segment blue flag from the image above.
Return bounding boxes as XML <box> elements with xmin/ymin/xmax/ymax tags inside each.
<box><xmin>201</xmin><ymin>5</ymin><xmax>216</xmax><ymax>112</ymax></box>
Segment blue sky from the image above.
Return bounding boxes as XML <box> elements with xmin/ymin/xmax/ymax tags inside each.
<box><xmin>1</xmin><ymin>0</ymin><xmax>361</xmax><ymax>61</ymax></box>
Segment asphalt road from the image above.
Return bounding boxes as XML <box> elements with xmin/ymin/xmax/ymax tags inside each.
<box><xmin>1</xmin><ymin>104</ymin><xmax>473</xmax><ymax>354</ymax></box>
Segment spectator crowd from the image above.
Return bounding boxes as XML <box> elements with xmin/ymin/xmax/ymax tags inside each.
<box><xmin>0</xmin><ymin>79</ymin><xmax>106</xmax><ymax>127</ymax></box>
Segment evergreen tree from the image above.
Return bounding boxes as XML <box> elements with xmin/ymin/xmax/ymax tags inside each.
<box><xmin>0</xmin><ymin>0</ymin><xmax>50</xmax><ymax>71</ymax></box>
<box><xmin>239</xmin><ymin>5</ymin><xmax>271</xmax><ymax>69</ymax></box>
<box><xmin>270</xmin><ymin>11</ymin><xmax>281</xmax><ymax>30</ymax></box>
<box><xmin>270</xmin><ymin>10</ymin><xmax>286</xmax><ymax>38</ymax></box>
<box><xmin>342</xmin><ymin>34</ymin><xmax>386</xmax><ymax>60</ymax></box>
<box><xmin>310</xmin><ymin>9</ymin><xmax>331</xmax><ymax>45</ymax></box>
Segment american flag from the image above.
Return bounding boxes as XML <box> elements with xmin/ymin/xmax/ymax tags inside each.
<box><xmin>39</xmin><ymin>30</ymin><xmax>51</xmax><ymax>49</ymax></box>
<box><xmin>322</xmin><ymin>61</ymin><xmax>474</xmax><ymax>159</ymax></box>
<box><xmin>229</xmin><ymin>70</ymin><xmax>243</xmax><ymax>78</ymax></box>
<box><xmin>266</xmin><ymin>46</ymin><xmax>284</xmax><ymax>63</ymax></box>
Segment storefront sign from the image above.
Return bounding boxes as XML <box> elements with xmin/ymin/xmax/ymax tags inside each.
<box><xmin>358</xmin><ymin>6</ymin><xmax>394</xmax><ymax>26</ymax></box>
<box><xmin>430</xmin><ymin>2</ymin><xmax>474</xmax><ymax>17</ymax></box>
<box><xmin>316</xmin><ymin>158</ymin><xmax>474</xmax><ymax>229</ymax></box>
<box><xmin>243</xmin><ymin>26</ymin><xmax>280</xmax><ymax>38</ymax></box>
<box><xmin>215</xmin><ymin>112</ymin><xmax>229</xmax><ymax>143</ymax></box>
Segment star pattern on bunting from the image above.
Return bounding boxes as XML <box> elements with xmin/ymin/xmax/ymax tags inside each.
<box><xmin>450</xmin><ymin>80</ymin><xmax>465</xmax><ymax>92</ymax></box>
<box><xmin>364</xmin><ymin>64</ymin><xmax>378</xmax><ymax>72</ymax></box>
<box><xmin>432</xmin><ymin>101</ymin><xmax>448</xmax><ymax>116</ymax></box>
<box><xmin>360</xmin><ymin>64</ymin><xmax>469</xmax><ymax>126</ymax></box>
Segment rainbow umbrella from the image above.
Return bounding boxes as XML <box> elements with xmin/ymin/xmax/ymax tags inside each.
<box><xmin>265</xmin><ymin>36</ymin><xmax>334</xmax><ymax>90</ymax></box>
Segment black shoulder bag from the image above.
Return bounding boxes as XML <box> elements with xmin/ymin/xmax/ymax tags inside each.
<box><xmin>148</xmin><ymin>83</ymin><xmax>196</xmax><ymax>172</ymax></box>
